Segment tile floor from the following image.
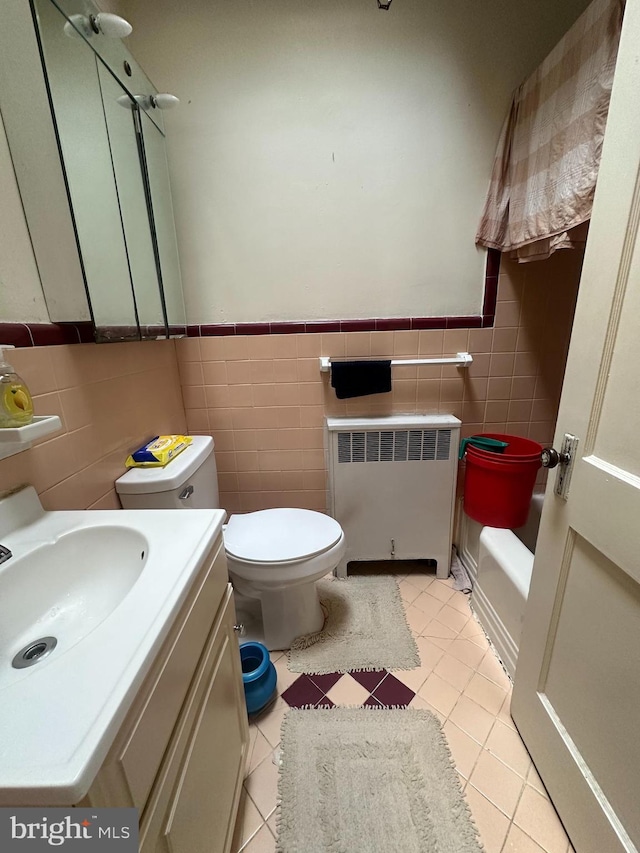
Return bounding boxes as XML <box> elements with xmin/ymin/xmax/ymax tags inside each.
<box><xmin>231</xmin><ymin>568</ymin><xmax>575</xmax><ymax>853</ymax></box>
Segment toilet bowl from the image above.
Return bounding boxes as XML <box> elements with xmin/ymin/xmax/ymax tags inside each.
<box><xmin>225</xmin><ymin>508</ymin><xmax>345</xmax><ymax>649</ymax></box>
<box><xmin>115</xmin><ymin>435</ymin><xmax>345</xmax><ymax>650</ymax></box>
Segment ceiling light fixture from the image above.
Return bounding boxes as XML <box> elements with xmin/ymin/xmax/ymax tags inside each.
<box><xmin>64</xmin><ymin>12</ymin><xmax>132</xmax><ymax>39</ymax></box>
<box><xmin>377</xmin><ymin>0</ymin><xmax>393</xmax><ymax>9</ymax></box>
<box><xmin>150</xmin><ymin>93</ymin><xmax>180</xmax><ymax>110</ymax></box>
<box><xmin>116</xmin><ymin>93</ymin><xmax>180</xmax><ymax>111</ymax></box>
<box><xmin>91</xmin><ymin>12</ymin><xmax>132</xmax><ymax>37</ymax></box>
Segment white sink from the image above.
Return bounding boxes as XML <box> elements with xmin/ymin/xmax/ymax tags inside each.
<box><xmin>0</xmin><ymin>486</ymin><xmax>226</xmax><ymax>805</ymax></box>
<box><xmin>0</xmin><ymin>526</ymin><xmax>148</xmax><ymax>689</ymax></box>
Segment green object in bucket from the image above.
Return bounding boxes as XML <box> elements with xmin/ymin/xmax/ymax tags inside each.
<box><xmin>458</xmin><ymin>435</ymin><xmax>509</xmax><ymax>460</ymax></box>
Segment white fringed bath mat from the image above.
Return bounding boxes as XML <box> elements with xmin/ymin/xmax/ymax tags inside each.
<box><xmin>288</xmin><ymin>575</ymin><xmax>419</xmax><ymax>674</ymax></box>
<box><xmin>276</xmin><ymin>707</ymin><xmax>484</xmax><ymax>853</ymax></box>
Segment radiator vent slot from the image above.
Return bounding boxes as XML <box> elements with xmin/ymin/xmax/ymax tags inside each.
<box><xmin>337</xmin><ymin>429</ymin><xmax>452</xmax><ymax>463</ymax></box>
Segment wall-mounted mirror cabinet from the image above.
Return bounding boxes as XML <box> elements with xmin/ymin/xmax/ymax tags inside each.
<box><xmin>0</xmin><ymin>0</ymin><xmax>186</xmax><ymax>341</ymax></box>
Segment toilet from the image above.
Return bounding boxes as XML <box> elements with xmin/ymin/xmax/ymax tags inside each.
<box><xmin>115</xmin><ymin>435</ymin><xmax>345</xmax><ymax>650</ymax></box>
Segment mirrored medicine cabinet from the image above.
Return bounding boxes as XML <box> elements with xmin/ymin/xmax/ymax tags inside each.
<box><xmin>0</xmin><ymin>0</ymin><xmax>186</xmax><ymax>341</ymax></box>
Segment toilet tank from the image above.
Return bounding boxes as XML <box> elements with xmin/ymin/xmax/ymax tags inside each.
<box><xmin>115</xmin><ymin>435</ymin><xmax>220</xmax><ymax>510</ymax></box>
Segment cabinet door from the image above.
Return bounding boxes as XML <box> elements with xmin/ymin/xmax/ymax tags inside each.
<box><xmin>142</xmin><ymin>591</ymin><xmax>249</xmax><ymax>853</ymax></box>
<box><xmin>85</xmin><ymin>540</ymin><xmax>229</xmax><ymax>814</ymax></box>
<box><xmin>32</xmin><ymin>0</ymin><xmax>140</xmax><ymax>333</ymax></box>
<box><xmin>139</xmin><ymin>110</ymin><xmax>187</xmax><ymax>330</ymax></box>
<box><xmin>97</xmin><ymin>64</ymin><xmax>166</xmax><ymax>332</ymax></box>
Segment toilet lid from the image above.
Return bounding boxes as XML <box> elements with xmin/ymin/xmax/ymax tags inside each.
<box><xmin>224</xmin><ymin>509</ymin><xmax>343</xmax><ymax>563</ymax></box>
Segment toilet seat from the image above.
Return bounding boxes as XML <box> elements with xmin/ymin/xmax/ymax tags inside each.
<box><xmin>224</xmin><ymin>510</ymin><xmax>346</xmax><ymax>649</ymax></box>
<box><xmin>224</xmin><ymin>508</ymin><xmax>343</xmax><ymax>565</ymax></box>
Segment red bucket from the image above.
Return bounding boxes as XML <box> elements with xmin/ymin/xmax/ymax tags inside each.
<box><xmin>463</xmin><ymin>433</ymin><xmax>542</xmax><ymax>528</ymax></box>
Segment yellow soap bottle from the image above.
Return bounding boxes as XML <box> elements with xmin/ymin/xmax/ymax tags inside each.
<box><xmin>0</xmin><ymin>345</ymin><xmax>34</xmax><ymax>428</ymax></box>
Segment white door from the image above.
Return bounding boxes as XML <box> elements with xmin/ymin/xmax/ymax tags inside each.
<box><xmin>511</xmin><ymin>3</ymin><xmax>640</xmax><ymax>852</ymax></box>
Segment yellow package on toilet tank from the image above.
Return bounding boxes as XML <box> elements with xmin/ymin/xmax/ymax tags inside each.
<box><xmin>125</xmin><ymin>435</ymin><xmax>192</xmax><ymax>468</ymax></box>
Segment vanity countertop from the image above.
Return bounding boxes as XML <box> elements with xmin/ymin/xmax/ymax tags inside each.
<box><xmin>0</xmin><ymin>486</ymin><xmax>226</xmax><ymax>805</ymax></box>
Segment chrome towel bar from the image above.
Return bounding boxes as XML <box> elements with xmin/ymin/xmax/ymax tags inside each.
<box><xmin>319</xmin><ymin>352</ymin><xmax>473</xmax><ymax>373</ymax></box>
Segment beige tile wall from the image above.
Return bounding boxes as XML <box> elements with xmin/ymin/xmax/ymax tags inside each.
<box><xmin>178</xmin><ymin>249</ymin><xmax>583</xmax><ymax>514</ymax></box>
<box><xmin>0</xmin><ymin>340</ymin><xmax>186</xmax><ymax>510</ymax></box>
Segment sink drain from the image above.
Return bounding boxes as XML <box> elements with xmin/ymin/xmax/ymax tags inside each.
<box><xmin>12</xmin><ymin>637</ymin><xmax>57</xmax><ymax>669</ymax></box>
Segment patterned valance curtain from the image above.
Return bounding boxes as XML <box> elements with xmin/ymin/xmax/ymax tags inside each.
<box><xmin>476</xmin><ymin>0</ymin><xmax>624</xmax><ymax>263</ymax></box>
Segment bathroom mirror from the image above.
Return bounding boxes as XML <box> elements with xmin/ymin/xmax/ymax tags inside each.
<box><xmin>137</xmin><ymin>107</ymin><xmax>186</xmax><ymax>330</ymax></box>
<box><xmin>0</xmin><ymin>0</ymin><xmax>185</xmax><ymax>339</ymax></box>
<box><xmin>96</xmin><ymin>63</ymin><xmax>167</xmax><ymax>330</ymax></box>
<box><xmin>34</xmin><ymin>0</ymin><xmax>141</xmax><ymax>335</ymax></box>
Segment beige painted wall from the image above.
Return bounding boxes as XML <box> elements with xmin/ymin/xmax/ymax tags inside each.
<box><xmin>0</xmin><ymin>0</ymin><xmax>591</xmax><ymax>326</ymax></box>
<box><xmin>123</xmin><ymin>0</ymin><xmax>591</xmax><ymax>325</ymax></box>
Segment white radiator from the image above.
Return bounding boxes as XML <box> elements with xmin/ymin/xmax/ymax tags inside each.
<box><xmin>326</xmin><ymin>415</ymin><xmax>461</xmax><ymax>579</ymax></box>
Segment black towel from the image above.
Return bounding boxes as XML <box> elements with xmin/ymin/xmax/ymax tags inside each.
<box><xmin>330</xmin><ymin>360</ymin><xmax>392</xmax><ymax>399</ymax></box>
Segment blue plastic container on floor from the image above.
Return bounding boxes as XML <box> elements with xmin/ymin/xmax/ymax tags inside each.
<box><xmin>240</xmin><ymin>641</ymin><xmax>277</xmax><ymax>715</ymax></box>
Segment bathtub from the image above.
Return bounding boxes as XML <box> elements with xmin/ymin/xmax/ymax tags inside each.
<box><xmin>457</xmin><ymin>490</ymin><xmax>544</xmax><ymax>680</ymax></box>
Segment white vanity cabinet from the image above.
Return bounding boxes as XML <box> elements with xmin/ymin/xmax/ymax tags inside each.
<box><xmin>82</xmin><ymin>535</ymin><xmax>249</xmax><ymax>853</ymax></box>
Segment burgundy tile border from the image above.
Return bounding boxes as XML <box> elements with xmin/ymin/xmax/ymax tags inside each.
<box><xmin>340</xmin><ymin>319</ymin><xmax>377</xmax><ymax>332</ymax></box>
<box><xmin>486</xmin><ymin>247</ymin><xmax>501</xmax><ymax>279</ymax></box>
<box><xmin>411</xmin><ymin>317</ymin><xmax>447</xmax><ymax>330</ymax></box>
<box><xmin>304</xmin><ymin>321</ymin><xmax>341</xmax><ymax>334</ymax></box>
<box><xmin>174</xmin><ymin>317</ymin><xmax>491</xmax><ymax>337</ymax></box>
<box><xmin>446</xmin><ymin>315</ymin><xmax>483</xmax><ymax>329</ymax></box>
<box><xmin>26</xmin><ymin>323</ymin><xmax>78</xmax><ymax>345</ymax></box>
<box><xmin>76</xmin><ymin>322</ymin><xmax>95</xmax><ymax>343</ymax></box>
<box><xmin>482</xmin><ymin>249</ymin><xmax>501</xmax><ymax>321</ymax></box>
<box><xmin>270</xmin><ymin>321</ymin><xmax>306</xmax><ymax>334</ymax></box>
<box><xmin>0</xmin><ymin>322</ymin><xmax>100</xmax><ymax>347</ymax></box>
<box><xmin>200</xmin><ymin>323</ymin><xmax>235</xmax><ymax>336</ymax></box>
<box><xmin>1</xmin><ymin>253</ymin><xmax>501</xmax><ymax>346</ymax></box>
<box><xmin>2</xmin><ymin>312</ymin><xmax>493</xmax><ymax>345</ymax></box>
<box><xmin>374</xmin><ymin>318</ymin><xmax>410</xmax><ymax>331</ymax></box>
<box><xmin>235</xmin><ymin>322</ymin><xmax>271</xmax><ymax>336</ymax></box>
<box><xmin>0</xmin><ymin>323</ymin><xmax>34</xmax><ymax>347</ymax></box>
<box><xmin>468</xmin><ymin>315</ymin><xmax>485</xmax><ymax>329</ymax></box>
<box><xmin>482</xmin><ymin>279</ymin><xmax>498</xmax><ymax>318</ymax></box>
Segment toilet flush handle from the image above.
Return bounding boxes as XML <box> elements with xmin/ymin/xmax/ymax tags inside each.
<box><xmin>179</xmin><ymin>485</ymin><xmax>194</xmax><ymax>501</ymax></box>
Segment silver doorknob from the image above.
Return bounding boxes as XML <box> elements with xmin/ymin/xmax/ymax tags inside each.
<box><xmin>541</xmin><ymin>447</ymin><xmax>571</xmax><ymax>469</ymax></box>
<box><xmin>233</xmin><ymin>624</ymin><xmax>246</xmax><ymax>637</ymax></box>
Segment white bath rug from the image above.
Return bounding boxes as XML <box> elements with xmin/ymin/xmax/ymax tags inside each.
<box><xmin>276</xmin><ymin>707</ymin><xmax>484</xmax><ymax>853</ymax></box>
<box><xmin>288</xmin><ymin>575</ymin><xmax>419</xmax><ymax>674</ymax></box>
